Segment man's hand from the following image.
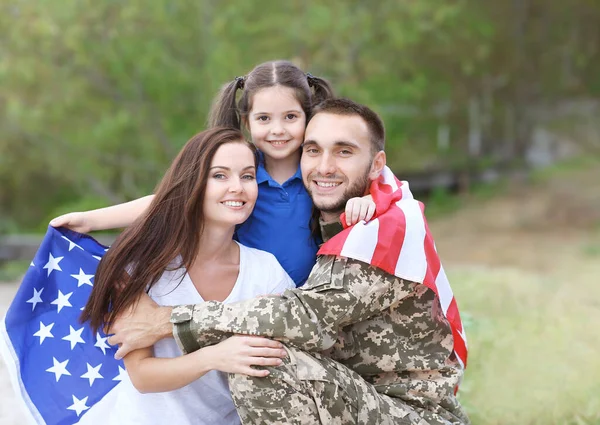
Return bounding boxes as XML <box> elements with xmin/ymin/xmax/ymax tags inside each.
<box><xmin>107</xmin><ymin>293</ymin><xmax>173</xmax><ymax>360</ymax></box>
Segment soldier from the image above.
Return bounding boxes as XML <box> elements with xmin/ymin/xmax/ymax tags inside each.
<box><xmin>109</xmin><ymin>98</ymin><xmax>471</xmax><ymax>425</ymax></box>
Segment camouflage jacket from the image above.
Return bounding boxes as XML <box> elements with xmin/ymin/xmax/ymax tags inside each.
<box><xmin>171</xmin><ymin>220</ymin><xmax>468</xmax><ymax>422</ymax></box>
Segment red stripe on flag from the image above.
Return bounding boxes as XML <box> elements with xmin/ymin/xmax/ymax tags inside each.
<box><xmin>421</xmin><ymin>205</ymin><xmax>441</xmax><ymax>292</ymax></box>
<box><xmin>370</xmin><ymin>205</ymin><xmax>406</xmax><ymax>275</ymax></box>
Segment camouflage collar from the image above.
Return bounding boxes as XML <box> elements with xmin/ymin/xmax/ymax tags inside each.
<box><xmin>319</xmin><ymin>218</ymin><xmax>344</xmax><ymax>243</ymax></box>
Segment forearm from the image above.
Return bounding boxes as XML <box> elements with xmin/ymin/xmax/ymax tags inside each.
<box><xmin>172</xmin><ymin>284</ymin><xmax>353</xmax><ymax>354</ymax></box>
<box><xmin>86</xmin><ymin>195</ymin><xmax>154</xmax><ymax>230</ymax></box>
<box><xmin>127</xmin><ymin>347</ymin><xmax>214</xmax><ymax>393</ymax></box>
<box><xmin>172</xmin><ymin>258</ymin><xmax>417</xmax><ymax>355</ymax></box>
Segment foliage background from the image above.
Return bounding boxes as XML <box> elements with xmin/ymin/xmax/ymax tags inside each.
<box><xmin>2</xmin><ymin>0</ymin><xmax>599</xmax><ymax>230</ymax></box>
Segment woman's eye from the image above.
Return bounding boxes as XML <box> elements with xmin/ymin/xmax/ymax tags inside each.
<box><xmin>213</xmin><ymin>173</ymin><xmax>226</xmax><ymax>179</ymax></box>
<box><xmin>242</xmin><ymin>174</ymin><xmax>256</xmax><ymax>180</ymax></box>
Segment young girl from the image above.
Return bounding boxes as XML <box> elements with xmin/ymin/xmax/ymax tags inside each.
<box><xmin>80</xmin><ymin>127</ymin><xmax>293</xmax><ymax>425</ymax></box>
<box><xmin>50</xmin><ymin>60</ymin><xmax>375</xmax><ymax>287</ymax></box>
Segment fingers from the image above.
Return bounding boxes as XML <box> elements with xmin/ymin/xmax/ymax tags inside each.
<box><xmin>249</xmin><ymin>356</ymin><xmax>284</xmax><ymax>367</ymax></box>
<box><xmin>245</xmin><ymin>336</ymin><xmax>284</xmax><ymax>349</ymax></box>
<box><xmin>345</xmin><ymin>199</ymin><xmax>359</xmax><ymax>226</ymax></box>
<box><xmin>114</xmin><ymin>344</ymin><xmax>130</xmax><ymax>361</ymax></box>
<box><xmin>240</xmin><ymin>366</ymin><xmax>270</xmax><ymax>378</ymax></box>
<box><xmin>49</xmin><ymin>214</ymin><xmax>69</xmax><ymax>228</ymax></box>
<box><xmin>366</xmin><ymin>203</ymin><xmax>376</xmax><ymax>222</ymax></box>
<box><xmin>250</xmin><ymin>346</ymin><xmax>287</xmax><ymax>358</ymax></box>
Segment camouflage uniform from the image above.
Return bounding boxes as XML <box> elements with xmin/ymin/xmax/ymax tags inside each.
<box><xmin>171</xmin><ymin>221</ymin><xmax>470</xmax><ymax>425</ymax></box>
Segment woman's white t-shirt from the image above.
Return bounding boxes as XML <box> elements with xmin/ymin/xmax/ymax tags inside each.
<box><xmin>80</xmin><ymin>242</ymin><xmax>294</xmax><ymax>425</ymax></box>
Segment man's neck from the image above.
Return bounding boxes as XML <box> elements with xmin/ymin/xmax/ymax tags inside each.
<box><xmin>319</xmin><ymin>211</ymin><xmax>340</xmax><ymax>223</ymax></box>
<box><xmin>319</xmin><ymin>213</ymin><xmax>344</xmax><ymax>243</ymax></box>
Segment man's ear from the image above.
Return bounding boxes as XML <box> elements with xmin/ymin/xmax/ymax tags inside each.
<box><xmin>368</xmin><ymin>151</ymin><xmax>386</xmax><ymax>180</ymax></box>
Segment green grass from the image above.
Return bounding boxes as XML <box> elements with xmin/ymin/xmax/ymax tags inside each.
<box><xmin>450</xmin><ymin>263</ymin><xmax>600</xmax><ymax>424</ymax></box>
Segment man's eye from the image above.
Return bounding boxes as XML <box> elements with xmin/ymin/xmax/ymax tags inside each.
<box><xmin>305</xmin><ymin>148</ymin><xmax>319</xmax><ymax>154</ymax></box>
<box><xmin>340</xmin><ymin>150</ymin><xmax>352</xmax><ymax>155</ymax></box>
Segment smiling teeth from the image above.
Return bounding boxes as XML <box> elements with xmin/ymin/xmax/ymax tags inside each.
<box><xmin>270</xmin><ymin>141</ymin><xmax>288</xmax><ymax>146</ymax></box>
<box><xmin>223</xmin><ymin>201</ymin><xmax>244</xmax><ymax>207</ymax></box>
<box><xmin>316</xmin><ymin>182</ymin><xmax>340</xmax><ymax>188</ymax></box>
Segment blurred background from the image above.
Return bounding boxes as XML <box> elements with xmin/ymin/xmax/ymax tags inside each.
<box><xmin>1</xmin><ymin>1</ymin><xmax>599</xmax><ymax>424</ymax></box>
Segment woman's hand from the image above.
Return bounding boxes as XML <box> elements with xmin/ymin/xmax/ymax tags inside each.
<box><xmin>49</xmin><ymin>212</ymin><xmax>92</xmax><ymax>233</ymax></box>
<box><xmin>205</xmin><ymin>335</ymin><xmax>287</xmax><ymax>377</ymax></box>
<box><xmin>344</xmin><ymin>194</ymin><xmax>376</xmax><ymax>226</ymax></box>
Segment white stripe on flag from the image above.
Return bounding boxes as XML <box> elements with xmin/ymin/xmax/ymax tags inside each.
<box><xmin>394</xmin><ymin>200</ymin><xmax>427</xmax><ymax>282</ymax></box>
<box><xmin>435</xmin><ymin>265</ymin><xmax>454</xmax><ymax>314</ymax></box>
<box><xmin>382</xmin><ymin>166</ymin><xmax>399</xmax><ymax>191</ymax></box>
<box><xmin>340</xmin><ymin>219</ymin><xmax>380</xmax><ymax>263</ymax></box>
<box><xmin>400</xmin><ymin>181</ymin><xmax>413</xmax><ymax>200</ymax></box>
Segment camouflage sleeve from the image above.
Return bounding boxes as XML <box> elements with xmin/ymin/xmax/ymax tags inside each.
<box><xmin>171</xmin><ymin>256</ymin><xmax>418</xmax><ymax>354</ymax></box>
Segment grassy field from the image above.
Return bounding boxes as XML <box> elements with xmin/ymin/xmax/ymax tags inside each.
<box><xmin>430</xmin><ymin>158</ymin><xmax>600</xmax><ymax>424</ymax></box>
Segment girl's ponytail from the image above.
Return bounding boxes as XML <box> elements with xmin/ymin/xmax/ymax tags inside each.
<box><xmin>208</xmin><ymin>77</ymin><xmax>245</xmax><ymax>129</ymax></box>
<box><xmin>307</xmin><ymin>73</ymin><xmax>334</xmax><ymax>106</ymax></box>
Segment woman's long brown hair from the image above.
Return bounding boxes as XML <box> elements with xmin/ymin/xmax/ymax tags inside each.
<box><xmin>81</xmin><ymin>127</ymin><xmax>258</xmax><ymax>333</ymax></box>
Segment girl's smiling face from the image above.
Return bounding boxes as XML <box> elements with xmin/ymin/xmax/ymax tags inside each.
<box><xmin>246</xmin><ymin>85</ymin><xmax>306</xmax><ymax>163</ymax></box>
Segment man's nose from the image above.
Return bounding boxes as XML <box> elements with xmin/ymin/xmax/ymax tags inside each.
<box><xmin>316</xmin><ymin>153</ymin><xmax>336</xmax><ymax>175</ymax></box>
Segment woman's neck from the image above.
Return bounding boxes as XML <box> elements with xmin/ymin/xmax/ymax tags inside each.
<box><xmin>264</xmin><ymin>150</ymin><xmax>301</xmax><ymax>185</ymax></box>
<box><xmin>194</xmin><ymin>225</ymin><xmax>237</xmax><ymax>265</ymax></box>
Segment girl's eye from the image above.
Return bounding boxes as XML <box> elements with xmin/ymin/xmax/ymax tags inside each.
<box><xmin>257</xmin><ymin>116</ymin><xmax>269</xmax><ymax>122</ymax></box>
<box><xmin>286</xmin><ymin>113</ymin><xmax>297</xmax><ymax>120</ymax></box>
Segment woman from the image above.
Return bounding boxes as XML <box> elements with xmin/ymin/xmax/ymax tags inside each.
<box><xmin>81</xmin><ymin>127</ymin><xmax>293</xmax><ymax>424</ymax></box>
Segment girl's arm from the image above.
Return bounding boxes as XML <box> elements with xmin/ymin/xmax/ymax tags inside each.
<box><xmin>50</xmin><ymin>195</ymin><xmax>155</xmax><ymax>232</ymax></box>
<box><xmin>124</xmin><ymin>335</ymin><xmax>287</xmax><ymax>394</ymax></box>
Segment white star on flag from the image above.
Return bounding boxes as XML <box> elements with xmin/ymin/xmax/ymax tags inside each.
<box><xmin>61</xmin><ymin>235</ymin><xmax>84</xmax><ymax>252</ymax></box>
<box><xmin>67</xmin><ymin>395</ymin><xmax>90</xmax><ymax>417</ymax></box>
<box><xmin>43</xmin><ymin>253</ymin><xmax>64</xmax><ymax>277</ymax></box>
<box><xmin>113</xmin><ymin>365</ymin><xmax>127</xmax><ymax>382</ymax></box>
<box><xmin>46</xmin><ymin>357</ymin><xmax>71</xmax><ymax>382</ymax></box>
<box><xmin>70</xmin><ymin>268</ymin><xmax>94</xmax><ymax>287</ymax></box>
<box><xmin>62</xmin><ymin>326</ymin><xmax>85</xmax><ymax>350</ymax></box>
<box><xmin>33</xmin><ymin>321</ymin><xmax>54</xmax><ymax>344</ymax></box>
<box><xmin>30</xmin><ymin>260</ymin><xmax>35</xmax><ymax>267</ymax></box>
<box><xmin>51</xmin><ymin>290</ymin><xmax>73</xmax><ymax>313</ymax></box>
<box><xmin>94</xmin><ymin>332</ymin><xmax>111</xmax><ymax>355</ymax></box>
<box><xmin>26</xmin><ymin>287</ymin><xmax>44</xmax><ymax>311</ymax></box>
<box><xmin>80</xmin><ymin>363</ymin><xmax>103</xmax><ymax>386</ymax></box>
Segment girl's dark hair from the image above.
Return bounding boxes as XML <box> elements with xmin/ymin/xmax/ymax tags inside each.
<box><xmin>81</xmin><ymin>127</ymin><xmax>258</xmax><ymax>333</ymax></box>
<box><xmin>208</xmin><ymin>60</ymin><xmax>334</xmax><ymax>129</ymax></box>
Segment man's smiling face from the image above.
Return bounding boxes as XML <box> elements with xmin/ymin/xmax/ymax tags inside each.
<box><xmin>301</xmin><ymin>112</ymin><xmax>383</xmax><ymax>221</ymax></box>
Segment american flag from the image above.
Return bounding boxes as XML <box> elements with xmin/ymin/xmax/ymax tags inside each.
<box><xmin>0</xmin><ymin>226</ymin><xmax>124</xmax><ymax>424</ymax></box>
<box><xmin>318</xmin><ymin>166</ymin><xmax>468</xmax><ymax>372</ymax></box>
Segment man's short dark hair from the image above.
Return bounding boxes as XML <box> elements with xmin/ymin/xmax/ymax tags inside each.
<box><xmin>310</xmin><ymin>98</ymin><xmax>385</xmax><ymax>154</ymax></box>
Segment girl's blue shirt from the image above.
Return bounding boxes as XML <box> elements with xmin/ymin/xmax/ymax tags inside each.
<box><xmin>235</xmin><ymin>155</ymin><xmax>318</xmax><ymax>287</ymax></box>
